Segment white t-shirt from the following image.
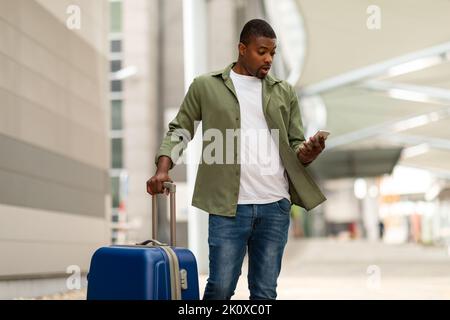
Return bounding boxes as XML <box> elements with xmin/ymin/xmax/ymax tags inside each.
<box><xmin>230</xmin><ymin>69</ymin><xmax>290</xmax><ymax>204</ymax></box>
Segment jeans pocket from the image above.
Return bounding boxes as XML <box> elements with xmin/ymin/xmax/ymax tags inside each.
<box><xmin>275</xmin><ymin>198</ymin><xmax>291</xmax><ymax>214</ymax></box>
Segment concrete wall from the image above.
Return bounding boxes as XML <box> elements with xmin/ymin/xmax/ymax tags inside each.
<box><xmin>0</xmin><ymin>0</ymin><xmax>110</xmax><ymax>297</ymax></box>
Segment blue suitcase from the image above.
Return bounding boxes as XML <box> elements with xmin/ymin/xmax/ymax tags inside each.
<box><xmin>86</xmin><ymin>182</ymin><xmax>200</xmax><ymax>300</ymax></box>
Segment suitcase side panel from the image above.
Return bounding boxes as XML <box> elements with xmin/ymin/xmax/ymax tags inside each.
<box><xmin>87</xmin><ymin>246</ymin><xmax>171</xmax><ymax>300</ymax></box>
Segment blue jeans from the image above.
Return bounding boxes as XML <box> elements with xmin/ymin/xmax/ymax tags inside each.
<box><xmin>203</xmin><ymin>198</ymin><xmax>291</xmax><ymax>300</ymax></box>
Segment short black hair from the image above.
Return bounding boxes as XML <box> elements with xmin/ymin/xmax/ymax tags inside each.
<box><xmin>239</xmin><ymin>19</ymin><xmax>276</xmax><ymax>45</ymax></box>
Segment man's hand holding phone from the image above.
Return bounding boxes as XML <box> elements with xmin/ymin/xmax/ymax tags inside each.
<box><xmin>297</xmin><ymin>130</ymin><xmax>329</xmax><ymax>165</ymax></box>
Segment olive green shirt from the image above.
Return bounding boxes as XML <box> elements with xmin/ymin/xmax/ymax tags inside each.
<box><xmin>156</xmin><ymin>63</ymin><xmax>326</xmax><ymax>216</ymax></box>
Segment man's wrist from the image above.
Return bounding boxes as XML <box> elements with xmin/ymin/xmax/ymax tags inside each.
<box><xmin>302</xmin><ymin>159</ymin><xmax>313</xmax><ymax>166</ymax></box>
<box><xmin>156</xmin><ymin>156</ymin><xmax>172</xmax><ymax>173</ymax></box>
<box><xmin>297</xmin><ymin>151</ymin><xmax>310</xmax><ymax>163</ymax></box>
<box><xmin>297</xmin><ymin>153</ymin><xmax>314</xmax><ymax>166</ymax></box>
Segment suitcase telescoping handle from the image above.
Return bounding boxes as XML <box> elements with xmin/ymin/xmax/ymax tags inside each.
<box><xmin>152</xmin><ymin>182</ymin><xmax>177</xmax><ymax>246</ymax></box>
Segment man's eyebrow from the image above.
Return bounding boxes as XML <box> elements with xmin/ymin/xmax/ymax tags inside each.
<box><xmin>259</xmin><ymin>45</ymin><xmax>277</xmax><ymax>50</ymax></box>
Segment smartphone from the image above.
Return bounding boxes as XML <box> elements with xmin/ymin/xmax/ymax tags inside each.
<box><xmin>314</xmin><ymin>130</ymin><xmax>331</xmax><ymax>140</ymax></box>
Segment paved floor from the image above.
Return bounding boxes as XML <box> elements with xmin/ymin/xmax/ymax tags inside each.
<box><xmin>199</xmin><ymin>238</ymin><xmax>450</xmax><ymax>300</ymax></box>
<box><xmin>35</xmin><ymin>238</ymin><xmax>450</xmax><ymax>300</ymax></box>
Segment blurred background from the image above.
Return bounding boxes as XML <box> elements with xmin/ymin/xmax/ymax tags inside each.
<box><xmin>1</xmin><ymin>0</ymin><xmax>450</xmax><ymax>299</ymax></box>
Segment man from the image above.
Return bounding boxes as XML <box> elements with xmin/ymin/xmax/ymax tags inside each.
<box><xmin>147</xmin><ymin>19</ymin><xmax>326</xmax><ymax>300</ymax></box>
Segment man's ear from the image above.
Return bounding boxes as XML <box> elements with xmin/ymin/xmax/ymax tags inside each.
<box><xmin>238</xmin><ymin>42</ymin><xmax>246</xmax><ymax>57</ymax></box>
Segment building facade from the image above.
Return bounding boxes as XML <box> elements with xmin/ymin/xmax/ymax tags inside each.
<box><xmin>0</xmin><ymin>0</ymin><xmax>110</xmax><ymax>299</ymax></box>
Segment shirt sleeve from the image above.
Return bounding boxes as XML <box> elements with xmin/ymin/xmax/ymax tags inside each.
<box><xmin>155</xmin><ymin>78</ymin><xmax>202</xmax><ymax>169</ymax></box>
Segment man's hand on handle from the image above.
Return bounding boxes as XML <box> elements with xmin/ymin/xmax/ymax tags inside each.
<box><xmin>146</xmin><ymin>156</ymin><xmax>173</xmax><ymax>196</ymax></box>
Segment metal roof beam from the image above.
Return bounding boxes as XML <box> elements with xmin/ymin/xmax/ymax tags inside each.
<box><xmin>326</xmin><ymin>107</ymin><xmax>450</xmax><ymax>150</ymax></box>
<box><xmin>300</xmin><ymin>41</ymin><xmax>450</xmax><ymax>96</ymax></box>
<box><xmin>361</xmin><ymin>80</ymin><xmax>450</xmax><ymax>104</ymax></box>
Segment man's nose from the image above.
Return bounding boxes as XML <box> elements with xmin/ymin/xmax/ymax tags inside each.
<box><xmin>264</xmin><ymin>55</ymin><xmax>272</xmax><ymax>65</ymax></box>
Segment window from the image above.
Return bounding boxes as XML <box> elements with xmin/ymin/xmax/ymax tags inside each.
<box><xmin>111</xmin><ymin>176</ymin><xmax>120</xmax><ymax>208</ymax></box>
<box><xmin>110</xmin><ymin>1</ymin><xmax>122</xmax><ymax>33</ymax></box>
<box><xmin>111</xmin><ymin>60</ymin><xmax>122</xmax><ymax>73</ymax></box>
<box><xmin>111</xmin><ymin>138</ymin><xmax>123</xmax><ymax>168</ymax></box>
<box><xmin>111</xmin><ymin>80</ymin><xmax>122</xmax><ymax>92</ymax></box>
<box><xmin>111</xmin><ymin>100</ymin><xmax>123</xmax><ymax>130</ymax></box>
<box><xmin>111</xmin><ymin>40</ymin><xmax>122</xmax><ymax>53</ymax></box>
